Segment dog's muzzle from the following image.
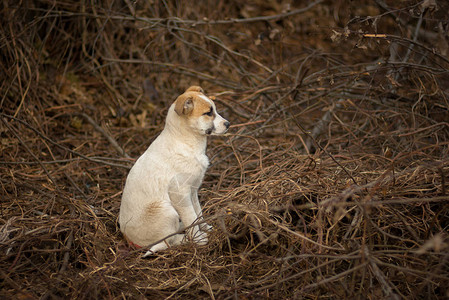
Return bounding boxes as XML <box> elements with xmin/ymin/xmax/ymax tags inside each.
<box><xmin>210</xmin><ymin>117</ymin><xmax>230</xmax><ymax>135</ymax></box>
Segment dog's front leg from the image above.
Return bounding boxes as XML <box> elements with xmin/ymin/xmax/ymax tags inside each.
<box><xmin>191</xmin><ymin>188</ymin><xmax>212</xmax><ymax>232</ymax></box>
<box><xmin>191</xmin><ymin>188</ymin><xmax>202</xmax><ymax>216</ymax></box>
<box><xmin>172</xmin><ymin>192</ymin><xmax>207</xmax><ymax>245</ymax></box>
<box><xmin>169</xmin><ymin>175</ymin><xmax>207</xmax><ymax>245</ymax></box>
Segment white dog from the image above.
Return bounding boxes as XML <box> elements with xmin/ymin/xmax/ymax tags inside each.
<box><xmin>119</xmin><ymin>86</ymin><xmax>230</xmax><ymax>255</ymax></box>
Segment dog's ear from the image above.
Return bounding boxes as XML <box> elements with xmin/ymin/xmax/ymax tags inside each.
<box><xmin>174</xmin><ymin>95</ymin><xmax>194</xmax><ymax>116</ymax></box>
<box><xmin>185</xmin><ymin>86</ymin><xmax>204</xmax><ymax>94</ymax></box>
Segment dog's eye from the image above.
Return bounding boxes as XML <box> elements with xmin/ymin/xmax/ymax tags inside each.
<box><xmin>203</xmin><ymin>107</ymin><xmax>213</xmax><ymax>116</ymax></box>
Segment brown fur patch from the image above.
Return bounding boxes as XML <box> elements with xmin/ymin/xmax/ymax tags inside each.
<box><xmin>190</xmin><ymin>95</ymin><xmax>213</xmax><ymax>118</ymax></box>
<box><xmin>174</xmin><ymin>91</ymin><xmax>213</xmax><ymax>117</ymax></box>
<box><xmin>185</xmin><ymin>86</ymin><xmax>204</xmax><ymax>93</ymax></box>
<box><xmin>174</xmin><ymin>94</ymin><xmax>194</xmax><ymax>115</ymax></box>
<box><xmin>144</xmin><ymin>200</ymin><xmax>164</xmax><ymax>217</ymax></box>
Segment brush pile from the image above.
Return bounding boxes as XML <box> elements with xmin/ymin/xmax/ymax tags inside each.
<box><xmin>1</xmin><ymin>0</ymin><xmax>448</xmax><ymax>298</ymax></box>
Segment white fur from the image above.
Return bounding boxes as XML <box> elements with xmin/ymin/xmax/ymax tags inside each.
<box><xmin>119</xmin><ymin>89</ymin><xmax>229</xmax><ymax>256</ymax></box>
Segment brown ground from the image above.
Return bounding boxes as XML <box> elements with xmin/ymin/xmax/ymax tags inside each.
<box><xmin>1</xmin><ymin>0</ymin><xmax>449</xmax><ymax>299</ymax></box>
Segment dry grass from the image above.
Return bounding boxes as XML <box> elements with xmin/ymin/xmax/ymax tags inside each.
<box><xmin>1</xmin><ymin>0</ymin><xmax>449</xmax><ymax>299</ymax></box>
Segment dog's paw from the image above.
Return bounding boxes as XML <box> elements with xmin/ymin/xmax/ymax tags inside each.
<box><xmin>193</xmin><ymin>231</ymin><xmax>208</xmax><ymax>245</ymax></box>
<box><xmin>142</xmin><ymin>250</ymin><xmax>155</xmax><ymax>258</ymax></box>
<box><xmin>143</xmin><ymin>241</ymin><xmax>170</xmax><ymax>257</ymax></box>
<box><xmin>201</xmin><ymin>223</ymin><xmax>213</xmax><ymax>232</ymax></box>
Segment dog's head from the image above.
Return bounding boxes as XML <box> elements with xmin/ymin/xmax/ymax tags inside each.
<box><xmin>173</xmin><ymin>86</ymin><xmax>230</xmax><ymax>136</ymax></box>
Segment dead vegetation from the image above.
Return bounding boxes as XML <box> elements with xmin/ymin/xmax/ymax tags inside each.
<box><xmin>1</xmin><ymin>0</ymin><xmax>449</xmax><ymax>299</ymax></box>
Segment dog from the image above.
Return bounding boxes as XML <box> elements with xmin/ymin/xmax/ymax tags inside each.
<box><xmin>119</xmin><ymin>86</ymin><xmax>230</xmax><ymax>256</ymax></box>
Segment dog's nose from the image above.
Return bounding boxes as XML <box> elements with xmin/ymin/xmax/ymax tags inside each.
<box><xmin>224</xmin><ymin>121</ymin><xmax>230</xmax><ymax>129</ymax></box>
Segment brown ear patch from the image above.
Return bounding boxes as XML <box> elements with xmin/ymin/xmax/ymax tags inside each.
<box><xmin>185</xmin><ymin>86</ymin><xmax>204</xmax><ymax>94</ymax></box>
<box><xmin>174</xmin><ymin>95</ymin><xmax>194</xmax><ymax>116</ymax></box>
